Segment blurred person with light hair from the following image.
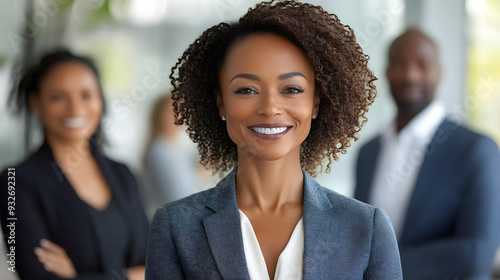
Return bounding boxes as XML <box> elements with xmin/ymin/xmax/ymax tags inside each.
<box><xmin>142</xmin><ymin>93</ymin><xmax>207</xmax><ymax>217</ymax></box>
<box><xmin>355</xmin><ymin>29</ymin><xmax>500</xmax><ymax>280</ymax></box>
<box><xmin>0</xmin><ymin>50</ymin><xmax>149</xmax><ymax>280</ymax></box>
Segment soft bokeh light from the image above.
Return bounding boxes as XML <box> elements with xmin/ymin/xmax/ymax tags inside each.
<box><xmin>111</xmin><ymin>0</ymin><xmax>168</xmax><ymax>26</ymax></box>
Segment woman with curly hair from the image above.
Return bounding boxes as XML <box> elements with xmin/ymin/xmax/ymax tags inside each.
<box><xmin>146</xmin><ymin>1</ymin><xmax>402</xmax><ymax>279</ymax></box>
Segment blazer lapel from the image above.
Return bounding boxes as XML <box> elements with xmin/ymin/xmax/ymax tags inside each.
<box><xmin>400</xmin><ymin>119</ymin><xmax>453</xmax><ymax>242</ymax></box>
<box><xmin>202</xmin><ymin>169</ymin><xmax>250</xmax><ymax>280</ymax></box>
<box><xmin>92</xmin><ymin>149</ymin><xmax>129</xmax><ymax>213</ymax></box>
<box><xmin>302</xmin><ymin>170</ymin><xmax>339</xmax><ymax>279</ymax></box>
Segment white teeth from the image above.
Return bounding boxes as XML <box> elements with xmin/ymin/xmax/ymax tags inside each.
<box><xmin>251</xmin><ymin>127</ymin><xmax>288</xmax><ymax>135</ymax></box>
<box><xmin>63</xmin><ymin>117</ymin><xmax>87</xmax><ymax>128</ymax></box>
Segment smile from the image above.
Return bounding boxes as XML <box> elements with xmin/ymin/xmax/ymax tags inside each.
<box><xmin>248</xmin><ymin>124</ymin><xmax>292</xmax><ymax>140</ymax></box>
<box><xmin>251</xmin><ymin>127</ymin><xmax>288</xmax><ymax>135</ymax></box>
<box><xmin>62</xmin><ymin>117</ymin><xmax>87</xmax><ymax>128</ymax></box>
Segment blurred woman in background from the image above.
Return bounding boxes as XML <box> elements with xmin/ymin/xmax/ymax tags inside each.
<box><xmin>142</xmin><ymin>94</ymin><xmax>208</xmax><ymax>217</ymax></box>
<box><xmin>0</xmin><ymin>50</ymin><xmax>149</xmax><ymax>279</ymax></box>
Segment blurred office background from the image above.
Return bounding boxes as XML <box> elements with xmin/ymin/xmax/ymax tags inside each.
<box><xmin>0</xmin><ymin>0</ymin><xmax>499</xmax><ymax>279</ymax></box>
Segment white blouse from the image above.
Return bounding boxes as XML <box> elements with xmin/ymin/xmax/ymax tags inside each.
<box><xmin>238</xmin><ymin>210</ymin><xmax>304</xmax><ymax>280</ymax></box>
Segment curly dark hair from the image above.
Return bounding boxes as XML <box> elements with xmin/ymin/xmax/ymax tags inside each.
<box><xmin>170</xmin><ymin>0</ymin><xmax>377</xmax><ymax>177</ymax></box>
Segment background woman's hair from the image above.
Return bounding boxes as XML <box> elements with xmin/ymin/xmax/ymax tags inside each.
<box><xmin>170</xmin><ymin>0</ymin><xmax>377</xmax><ymax>177</ymax></box>
<box><xmin>9</xmin><ymin>49</ymin><xmax>107</xmax><ymax>149</ymax></box>
<box><xmin>143</xmin><ymin>93</ymin><xmax>172</xmax><ymax>167</ymax></box>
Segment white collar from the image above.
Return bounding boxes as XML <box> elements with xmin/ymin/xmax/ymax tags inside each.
<box><xmin>238</xmin><ymin>210</ymin><xmax>304</xmax><ymax>280</ymax></box>
<box><xmin>383</xmin><ymin>102</ymin><xmax>446</xmax><ymax>143</ymax></box>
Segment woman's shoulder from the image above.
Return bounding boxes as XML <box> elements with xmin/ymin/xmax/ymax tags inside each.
<box><xmin>306</xmin><ymin>178</ymin><xmax>385</xmax><ymax>225</ymax></box>
<box><xmin>308</xmin><ymin>181</ymin><xmax>395</xmax><ymax>242</ymax></box>
<box><xmin>1</xmin><ymin>144</ymin><xmax>43</xmax><ymax>170</ymax></box>
<box><xmin>149</xmin><ymin>188</ymin><xmax>218</xmax><ymax>235</ymax></box>
<box><xmin>306</xmin><ymin>174</ymin><xmax>377</xmax><ymax>212</ymax></box>
<box><xmin>0</xmin><ymin>147</ymin><xmax>53</xmax><ymax>188</ymax></box>
<box><xmin>156</xmin><ymin>187</ymin><xmax>215</xmax><ymax>218</ymax></box>
<box><xmin>156</xmin><ymin>168</ymin><xmax>238</xmax><ymax>216</ymax></box>
<box><xmin>323</xmin><ymin>186</ymin><xmax>376</xmax><ymax>213</ymax></box>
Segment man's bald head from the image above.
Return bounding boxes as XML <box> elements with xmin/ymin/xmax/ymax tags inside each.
<box><xmin>388</xmin><ymin>29</ymin><xmax>439</xmax><ymax>60</ymax></box>
<box><xmin>386</xmin><ymin>29</ymin><xmax>441</xmax><ymax>115</ymax></box>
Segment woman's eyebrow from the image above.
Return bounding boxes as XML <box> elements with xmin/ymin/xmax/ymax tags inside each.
<box><xmin>230</xmin><ymin>73</ymin><xmax>261</xmax><ymax>83</ymax></box>
<box><xmin>229</xmin><ymin>72</ymin><xmax>307</xmax><ymax>83</ymax></box>
<box><xmin>278</xmin><ymin>72</ymin><xmax>307</xmax><ymax>80</ymax></box>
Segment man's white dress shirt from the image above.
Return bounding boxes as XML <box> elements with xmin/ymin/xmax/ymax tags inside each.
<box><xmin>369</xmin><ymin>102</ymin><xmax>446</xmax><ymax>239</ymax></box>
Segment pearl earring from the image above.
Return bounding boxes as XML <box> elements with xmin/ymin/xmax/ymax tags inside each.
<box><xmin>222</xmin><ymin>116</ymin><xmax>226</xmax><ymax>121</ymax></box>
<box><xmin>312</xmin><ymin>114</ymin><xmax>317</xmax><ymax>119</ymax></box>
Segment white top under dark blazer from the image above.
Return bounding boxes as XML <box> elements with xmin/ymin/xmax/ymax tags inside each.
<box><xmin>239</xmin><ymin>209</ymin><xmax>304</xmax><ymax>280</ymax></box>
<box><xmin>146</xmin><ymin>168</ymin><xmax>403</xmax><ymax>279</ymax></box>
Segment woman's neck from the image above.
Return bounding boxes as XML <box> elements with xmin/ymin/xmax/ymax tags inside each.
<box><xmin>235</xmin><ymin>148</ymin><xmax>304</xmax><ymax>212</ymax></box>
<box><xmin>45</xmin><ymin>135</ymin><xmax>92</xmax><ymax>170</ymax></box>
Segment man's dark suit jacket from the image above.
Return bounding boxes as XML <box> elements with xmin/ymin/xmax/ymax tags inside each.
<box><xmin>0</xmin><ymin>140</ymin><xmax>150</xmax><ymax>279</ymax></box>
<box><xmin>355</xmin><ymin>118</ymin><xmax>500</xmax><ymax>280</ymax></box>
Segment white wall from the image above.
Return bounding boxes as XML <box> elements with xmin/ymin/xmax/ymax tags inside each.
<box><xmin>405</xmin><ymin>0</ymin><xmax>468</xmax><ymax>118</ymax></box>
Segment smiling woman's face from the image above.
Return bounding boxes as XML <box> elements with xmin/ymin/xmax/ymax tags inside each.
<box><xmin>30</xmin><ymin>62</ymin><xmax>102</xmax><ymax>143</ymax></box>
<box><xmin>217</xmin><ymin>33</ymin><xmax>319</xmax><ymax>162</ymax></box>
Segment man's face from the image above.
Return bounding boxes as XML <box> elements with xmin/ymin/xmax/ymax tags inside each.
<box><xmin>386</xmin><ymin>32</ymin><xmax>441</xmax><ymax>115</ymax></box>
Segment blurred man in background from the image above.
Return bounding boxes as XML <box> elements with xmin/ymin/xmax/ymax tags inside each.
<box><xmin>355</xmin><ymin>29</ymin><xmax>500</xmax><ymax>279</ymax></box>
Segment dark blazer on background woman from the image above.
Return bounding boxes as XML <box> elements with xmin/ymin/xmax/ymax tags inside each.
<box><xmin>0</xmin><ymin>140</ymin><xmax>150</xmax><ymax>279</ymax></box>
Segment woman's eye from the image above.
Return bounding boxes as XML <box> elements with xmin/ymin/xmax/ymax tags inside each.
<box><xmin>282</xmin><ymin>86</ymin><xmax>304</xmax><ymax>94</ymax></box>
<box><xmin>82</xmin><ymin>91</ymin><xmax>92</xmax><ymax>100</ymax></box>
<box><xmin>49</xmin><ymin>94</ymin><xmax>64</xmax><ymax>101</ymax></box>
<box><xmin>235</xmin><ymin>87</ymin><xmax>257</xmax><ymax>95</ymax></box>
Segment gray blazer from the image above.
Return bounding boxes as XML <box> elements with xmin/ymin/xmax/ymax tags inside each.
<box><xmin>146</xmin><ymin>168</ymin><xmax>402</xmax><ymax>279</ymax></box>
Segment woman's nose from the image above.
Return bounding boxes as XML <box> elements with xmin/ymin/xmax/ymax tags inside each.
<box><xmin>257</xmin><ymin>91</ymin><xmax>283</xmax><ymax>117</ymax></box>
<box><xmin>66</xmin><ymin>95</ymin><xmax>85</xmax><ymax>115</ymax></box>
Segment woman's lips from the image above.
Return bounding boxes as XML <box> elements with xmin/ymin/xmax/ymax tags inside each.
<box><xmin>248</xmin><ymin>125</ymin><xmax>292</xmax><ymax>140</ymax></box>
<box><xmin>62</xmin><ymin>117</ymin><xmax>87</xmax><ymax>128</ymax></box>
